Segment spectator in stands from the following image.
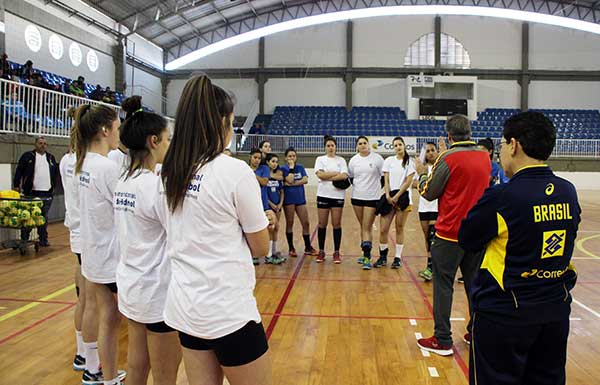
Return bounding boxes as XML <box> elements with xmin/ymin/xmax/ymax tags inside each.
<box><xmin>90</xmin><ymin>84</ymin><xmax>104</xmax><ymax>101</ymax></box>
<box><xmin>29</xmin><ymin>73</ymin><xmax>50</xmax><ymax>90</ymax></box>
<box><xmin>70</xmin><ymin>80</ymin><xmax>85</xmax><ymax>97</ymax></box>
<box><xmin>0</xmin><ymin>54</ymin><xmax>10</xmax><ymax>80</ymax></box>
<box><xmin>20</xmin><ymin>60</ymin><xmax>34</xmax><ymax>82</ymax></box>
<box><xmin>13</xmin><ymin>136</ymin><xmax>59</xmax><ymax>247</ymax></box>
<box><xmin>103</xmin><ymin>90</ymin><xmax>117</xmax><ymax>105</ymax></box>
<box><xmin>77</xmin><ymin>76</ymin><xmax>86</xmax><ymax>90</ymax></box>
<box><xmin>62</xmin><ymin>79</ymin><xmax>72</xmax><ymax>95</ymax></box>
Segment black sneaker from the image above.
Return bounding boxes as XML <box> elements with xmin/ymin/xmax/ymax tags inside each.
<box><xmin>82</xmin><ymin>369</ymin><xmax>103</xmax><ymax>384</ymax></box>
<box><xmin>391</xmin><ymin>257</ymin><xmax>402</xmax><ymax>269</ymax></box>
<box><xmin>373</xmin><ymin>256</ymin><xmax>387</xmax><ymax>268</ymax></box>
<box><xmin>73</xmin><ymin>354</ymin><xmax>86</xmax><ymax>371</ymax></box>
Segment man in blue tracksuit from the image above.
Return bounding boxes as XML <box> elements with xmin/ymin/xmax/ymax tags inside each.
<box><xmin>459</xmin><ymin>111</ymin><xmax>581</xmax><ymax>385</ymax></box>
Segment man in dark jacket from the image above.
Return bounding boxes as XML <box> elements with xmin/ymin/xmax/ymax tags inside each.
<box><xmin>13</xmin><ymin>136</ymin><xmax>59</xmax><ymax>246</ymax></box>
<box><xmin>459</xmin><ymin>112</ymin><xmax>580</xmax><ymax>385</ymax></box>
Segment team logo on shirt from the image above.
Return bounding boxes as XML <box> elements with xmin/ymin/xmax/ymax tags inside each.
<box><xmin>545</xmin><ymin>183</ymin><xmax>554</xmax><ymax>196</ymax></box>
<box><xmin>541</xmin><ymin>230</ymin><xmax>566</xmax><ymax>259</ymax></box>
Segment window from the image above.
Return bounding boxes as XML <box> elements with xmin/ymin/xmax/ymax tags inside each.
<box><xmin>404</xmin><ymin>33</ymin><xmax>471</xmax><ymax>69</ymax></box>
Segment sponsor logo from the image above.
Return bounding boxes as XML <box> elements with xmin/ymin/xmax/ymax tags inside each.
<box><xmin>521</xmin><ymin>267</ymin><xmax>568</xmax><ymax>279</ymax></box>
<box><xmin>542</xmin><ymin>230</ymin><xmax>566</xmax><ymax>259</ymax></box>
<box><xmin>545</xmin><ymin>183</ymin><xmax>554</xmax><ymax>196</ymax></box>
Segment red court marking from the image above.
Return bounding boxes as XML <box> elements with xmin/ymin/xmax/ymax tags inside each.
<box><xmin>265</xmin><ymin>229</ymin><xmax>316</xmax><ymax>339</ymax></box>
<box><xmin>259</xmin><ymin>276</ymin><xmax>413</xmax><ymax>284</ymax></box>
<box><xmin>0</xmin><ymin>303</ymin><xmax>76</xmax><ymax>346</ymax></box>
<box><xmin>0</xmin><ymin>297</ymin><xmax>76</xmax><ymax>305</ymax></box>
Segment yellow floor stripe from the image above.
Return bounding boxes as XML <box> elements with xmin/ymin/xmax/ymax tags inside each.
<box><xmin>576</xmin><ymin>234</ymin><xmax>600</xmax><ymax>260</ymax></box>
<box><xmin>0</xmin><ymin>284</ymin><xmax>75</xmax><ymax>323</ymax></box>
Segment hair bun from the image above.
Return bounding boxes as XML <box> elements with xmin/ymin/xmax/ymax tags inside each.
<box><xmin>121</xmin><ymin>95</ymin><xmax>142</xmax><ymax>115</ymax></box>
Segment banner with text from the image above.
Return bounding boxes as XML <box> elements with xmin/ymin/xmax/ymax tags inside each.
<box><xmin>368</xmin><ymin>136</ymin><xmax>417</xmax><ymax>155</ymax></box>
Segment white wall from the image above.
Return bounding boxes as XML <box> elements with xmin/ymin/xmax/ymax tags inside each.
<box><xmin>353</xmin><ymin>79</ymin><xmax>406</xmax><ymax>109</ymax></box>
<box><xmin>529</xmin><ymin>82</ymin><xmax>600</xmax><ymax>109</ymax></box>
<box><xmin>166</xmin><ymin>78</ymin><xmax>257</xmax><ymax>117</ymax></box>
<box><xmin>266</xmin><ymin>22</ymin><xmax>346</xmax><ymax>67</ymax></box>
<box><xmin>354</xmin><ymin>16</ymin><xmax>434</xmax><ymax>67</ymax></box>
<box><xmin>126</xmin><ymin>35</ymin><xmax>164</xmax><ymax>70</ymax></box>
<box><xmin>530</xmin><ymin>24</ymin><xmax>600</xmax><ymax>71</ymax></box>
<box><xmin>477</xmin><ymin>80</ymin><xmax>520</xmax><ymax>110</ymax></box>
<box><xmin>443</xmin><ymin>16</ymin><xmax>521</xmax><ymax>69</ymax></box>
<box><xmin>178</xmin><ymin>40</ymin><xmax>258</xmax><ymax>70</ymax></box>
<box><xmin>265</xmin><ymin>79</ymin><xmax>345</xmax><ymax>113</ymax></box>
<box><xmin>125</xmin><ymin>65</ymin><xmax>163</xmax><ymax>113</ymax></box>
<box><xmin>5</xmin><ymin>12</ymin><xmax>116</xmax><ymax>88</ymax></box>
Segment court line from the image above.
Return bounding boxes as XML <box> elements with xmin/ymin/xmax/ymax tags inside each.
<box><xmin>0</xmin><ymin>297</ymin><xmax>76</xmax><ymax>305</ymax></box>
<box><xmin>575</xmin><ymin>234</ymin><xmax>600</xmax><ymax>259</ymax></box>
<box><xmin>0</xmin><ymin>284</ymin><xmax>75</xmax><ymax>323</ymax></box>
<box><xmin>264</xmin><ymin>229</ymin><xmax>316</xmax><ymax>339</ymax></box>
<box><xmin>0</xmin><ymin>303</ymin><xmax>76</xmax><ymax>345</ymax></box>
<box><xmin>278</xmin><ymin>313</ymin><xmax>432</xmax><ymax>321</ymax></box>
<box><xmin>572</xmin><ymin>299</ymin><xmax>600</xmax><ymax>319</ymax></box>
<box><xmin>259</xmin><ymin>276</ymin><xmax>413</xmax><ymax>284</ymax></box>
<box><xmin>404</xmin><ymin>259</ymin><xmax>470</xmax><ymax>379</ymax></box>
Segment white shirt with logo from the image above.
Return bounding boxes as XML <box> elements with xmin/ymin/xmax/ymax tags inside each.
<box><xmin>162</xmin><ymin>154</ymin><xmax>268</xmax><ymax>339</ymax></box>
<box><xmin>78</xmin><ymin>152</ymin><xmax>120</xmax><ymax>283</ymax></box>
<box><xmin>348</xmin><ymin>152</ymin><xmax>384</xmax><ymax>201</ymax></box>
<box><xmin>415</xmin><ymin>164</ymin><xmax>438</xmax><ymax>213</ymax></box>
<box><xmin>60</xmin><ymin>152</ymin><xmax>80</xmax><ymax>253</ymax></box>
<box><xmin>33</xmin><ymin>152</ymin><xmax>51</xmax><ymax>191</ymax></box>
<box><xmin>108</xmin><ymin>149</ymin><xmax>130</xmax><ymax>173</ymax></box>
<box><xmin>382</xmin><ymin>156</ymin><xmax>416</xmax><ymax>204</ymax></box>
<box><xmin>115</xmin><ymin>170</ymin><xmax>170</xmax><ymax>324</ymax></box>
<box><xmin>314</xmin><ymin>155</ymin><xmax>349</xmax><ymax>200</ymax></box>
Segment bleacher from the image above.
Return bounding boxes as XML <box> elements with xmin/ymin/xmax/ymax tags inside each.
<box><xmin>264</xmin><ymin>106</ymin><xmax>600</xmax><ymax>140</ymax></box>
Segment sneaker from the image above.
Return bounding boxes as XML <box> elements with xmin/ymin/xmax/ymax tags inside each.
<box><xmin>253</xmin><ymin>257</ymin><xmax>260</xmax><ymax>266</ymax></box>
<box><xmin>73</xmin><ymin>354</ymin><xmax>86</xmax><ymax>371</ymax></box>
<box><xmin>391</xmin><ymin>257</ymin><xmax>402</xmax><ymax>269</ymax></box>
<box><xmin>419</xmin><ymin>267</ymin><xmax>433</xmax><ymax>281</ymax></box>
<box><xmin>416</xmin><ymin>336</ymin><xmax>454</xmax><ymax>356</ymax></box>
<box><xmin>333</xmin><ymin>251</ymin><xmax>342</xmax><ymax>264</ymax></box>
<box><xmin>374</xmin><ymin>256</ymin><xmax>387</xmax><ymax>268</ymax></box>
<box><xmin>315</xmin><ymin>251</ymin><xmax>325</xmax><ymax>263</ymax></box>
<box><xmin>457</xmin><ymin>276</ymin><xmax>464</xmax><ymax>284</ymax></box>
<box><xmin>265</xmin><ymin>256</ymin><xmax>282</xmax><ymax>265</ymax></box>
<box><xmin>82</xmin><ymin>369</ymin><xmax>127</xmax><ymax>385</ymax></box>
<box><xmin>304</xmin><ymin>247</ymin><xmax>318</xmax><ymax>257</ymax></box>
<box><xmin>463</xmin><ymin>333</ymin><xmax>471</xmax><ymax>345</ymax></box>
<box><xmin>357</xmin><ymin>256</ymin><xmax>366</xmax><ymax>264</ymax></box>
<box><xmin>288</xmin><ymin>249</ymin><xmax>298</xmax><ymax>258</ymax></box>
<box><xmin>362</xmin><ymin>258</ymin><xmax>372</xmax><ymax>270</ymax></box>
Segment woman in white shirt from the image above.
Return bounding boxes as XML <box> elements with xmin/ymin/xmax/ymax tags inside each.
<box><xmin>348</xmin><ymin>136</ymin><xmax>384</xmax><ymax>270</ymax></box>
<box><xmin>414</xmin><ymin>142</ymin><xmax>439</xmax><ymax>281</ymax></box>
<box><xmin>114</xmin><ymin>100</ymin><xmax>181</xmax><ymax>385</ymax></box>
<box><xmin>160</xmin><ymin>75</ymin><xmax>273</xmax><ymax>385</ymax></box>
<box><xmin>73</xmin><ymin>104</ymin><xmax>125</xmax><ymax>385</ymax></box>
<box><xmin>314</xmin><ymin>135</ymin><xmax>349</xmax><ymax>264</ymax></box>
<box><xmin>376</xmin><ymin>136</ymin><xmax>416</xmax><ymax>269</ymax></box>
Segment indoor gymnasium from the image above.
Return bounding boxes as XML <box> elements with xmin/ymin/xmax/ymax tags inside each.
<box><xmin>0</xmin><ymin>1</ymin><xmax>599</xmax><ymax>385</ymax></box>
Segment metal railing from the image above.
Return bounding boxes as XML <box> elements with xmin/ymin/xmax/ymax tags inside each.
<box><xmin>1</xmin><ymin>78</ymin><xmax>174</xmax><ymax>138</ymax></box>
<box><xmin>233</xmin><ymin>134</ymin><xmax>600</xmax><ymax>159</ymax></box>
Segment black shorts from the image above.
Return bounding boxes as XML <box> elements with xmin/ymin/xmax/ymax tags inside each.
<box><xmin>351</xmin><ymin>198</ymin><xmax>378</xmax><ymax>208</ymax></box>
<box><xmin>178</xmin><ymin>321</ymin><xmax>268</xmax><ymax>367</ymax></box>
<box><xmin>419</xmin><ymin>212</ymin><xmax>438</xmax><ymax>222</ymax></box>
<box><xmin>103</xmin><ymin>282</ymin><xmax>118</xmax><ymax>293</ymax></box>
<box><xmin>146</xmin><ymin>321</ymin><xmax>175</xmax><ymax>334</ymax></box>
<box><xmin>75</xmin><ymin>253</ymin><xmax>82</xmax><ymax>265</ymax></box>
<box><xmin>317</xmin><ymin>196</ymin><xmax>344</xmax><ymax>209</ymax></box>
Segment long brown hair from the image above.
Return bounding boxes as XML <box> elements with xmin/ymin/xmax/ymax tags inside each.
<box><xmin>74</xmin><ymin>104</ymin><xmax>118</xmax><ymax>173</ymax></box>
<box><xmin>161</xmin><ymin>75</ymin><xmax>235</xmax><ymax>212</ymax></box>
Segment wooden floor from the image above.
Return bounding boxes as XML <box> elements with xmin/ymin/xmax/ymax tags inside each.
<box><xmin>1</xmin><ymin>188</ymin><xmax>599</xmax><ymax>385</ymax></box>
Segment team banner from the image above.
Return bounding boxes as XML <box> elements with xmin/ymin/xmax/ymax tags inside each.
<box><xmin>368</xmin><ymin>136</ymin><xmax>417</xmax><ymax>155</ymax></box>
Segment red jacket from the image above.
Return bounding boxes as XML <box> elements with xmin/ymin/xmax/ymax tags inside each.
<box><xmin>418</xmin><ymin>141</ymin><xmax>490</xmax><ymax>242</ymax></box>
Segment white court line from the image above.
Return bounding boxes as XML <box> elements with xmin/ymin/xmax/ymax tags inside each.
<box><xmin>428</xmin><ymin>367</ymin><xmax>440</xmax><ymax>377</ymax></box>
<box><xmin>421</xmin><ymin>349</ymin><xmax>431</xmax><ymax>357</ymax></box>
<box><xmin>450</xmin><ymin>317</ymin><xmax>466</xmax><ymax>321</ymax></box>
<box><xmin>409</xmin><ymin>319</ymin><xmax>417</xmax><ymax>326</ymax></box>
<box><xmin>572</xmin><ymin>257</ymin><xmax>600</xmax><ymax>260</ymax></box>
<box><xmin>570</xmin><ymin>317</ymin><xmax>582</xmax><ymax>321</ymax></box>
<box><xmin>573</xmin><ymin>299</ymin><xmax>600</xmax><ymax>319</ymax></box>
<box><xmin>578</xmin><ymin>230</ymin><xmax>600</xmax><ymax>233</ymax></box>
<box><xmin>415</xmin><ymin>332</ymin><xmax>423</xmax><ymax>339</ymax></box>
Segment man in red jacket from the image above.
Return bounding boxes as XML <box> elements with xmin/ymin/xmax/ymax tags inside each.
<box><xmin>415</xmin><ymin>114</ymin><xmax>491</xmax><ymax>356</ymax></box>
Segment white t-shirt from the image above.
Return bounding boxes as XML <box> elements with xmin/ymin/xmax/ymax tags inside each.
<box><xmin>60</xmin><ymin>152</ymin><xmax>81</xmax><ymax>253</ymax></box>
<box><xmin>108</xmin><ymin>149</ymin><xmax>129</xmax><ymax>173</ymax></box>
<box><xmin>314</xmin><ymin>155</ymin><xmax>349</xmax><ymax>200</ymax></box>
<box><xmin>415</xmin><ymin>164</ymin><xmax>438</xmax><ymax>213</ymax></box>
<box><xmin>115</xmin><ymin>170</ymin><xmax>170</xmax><ymax>324</ymax></box>
<box><xmin>162</xmin><ymin>154</ymin><xmax>268</xmax><ymax>339</ymax></box>
<box><xmin>78</xmin><ymin>152</ymin><xmax>120</xmax><ymax>284</ymax></box>
<box><xmin>348</xmin><ymin>152</ymin><xmax>384</xmax><ymax>201</ymax></box>
<box><xmin>382</xmin><ymin>156</ymin><xmax>416</xmax><ymax>204</ymax></box>
<box><xmin>33</xmin><ymin>152</ymin><xmax>51</xmax><ymax>191</ymax></box>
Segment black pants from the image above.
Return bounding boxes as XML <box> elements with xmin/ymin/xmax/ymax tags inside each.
<box><xmin>21</xmin><ymin>190</ymin><xmax>53</xmax><ymax>244</ymax></box>
<box><xmin>430</xmin><ymin>236</ymin><xmax>483</xmax><ymax>346</ymax></box>
<box><xmin>470</xmin><ymin>312</ymin><xmax>569</xmax><ymax>385</ymax></box>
